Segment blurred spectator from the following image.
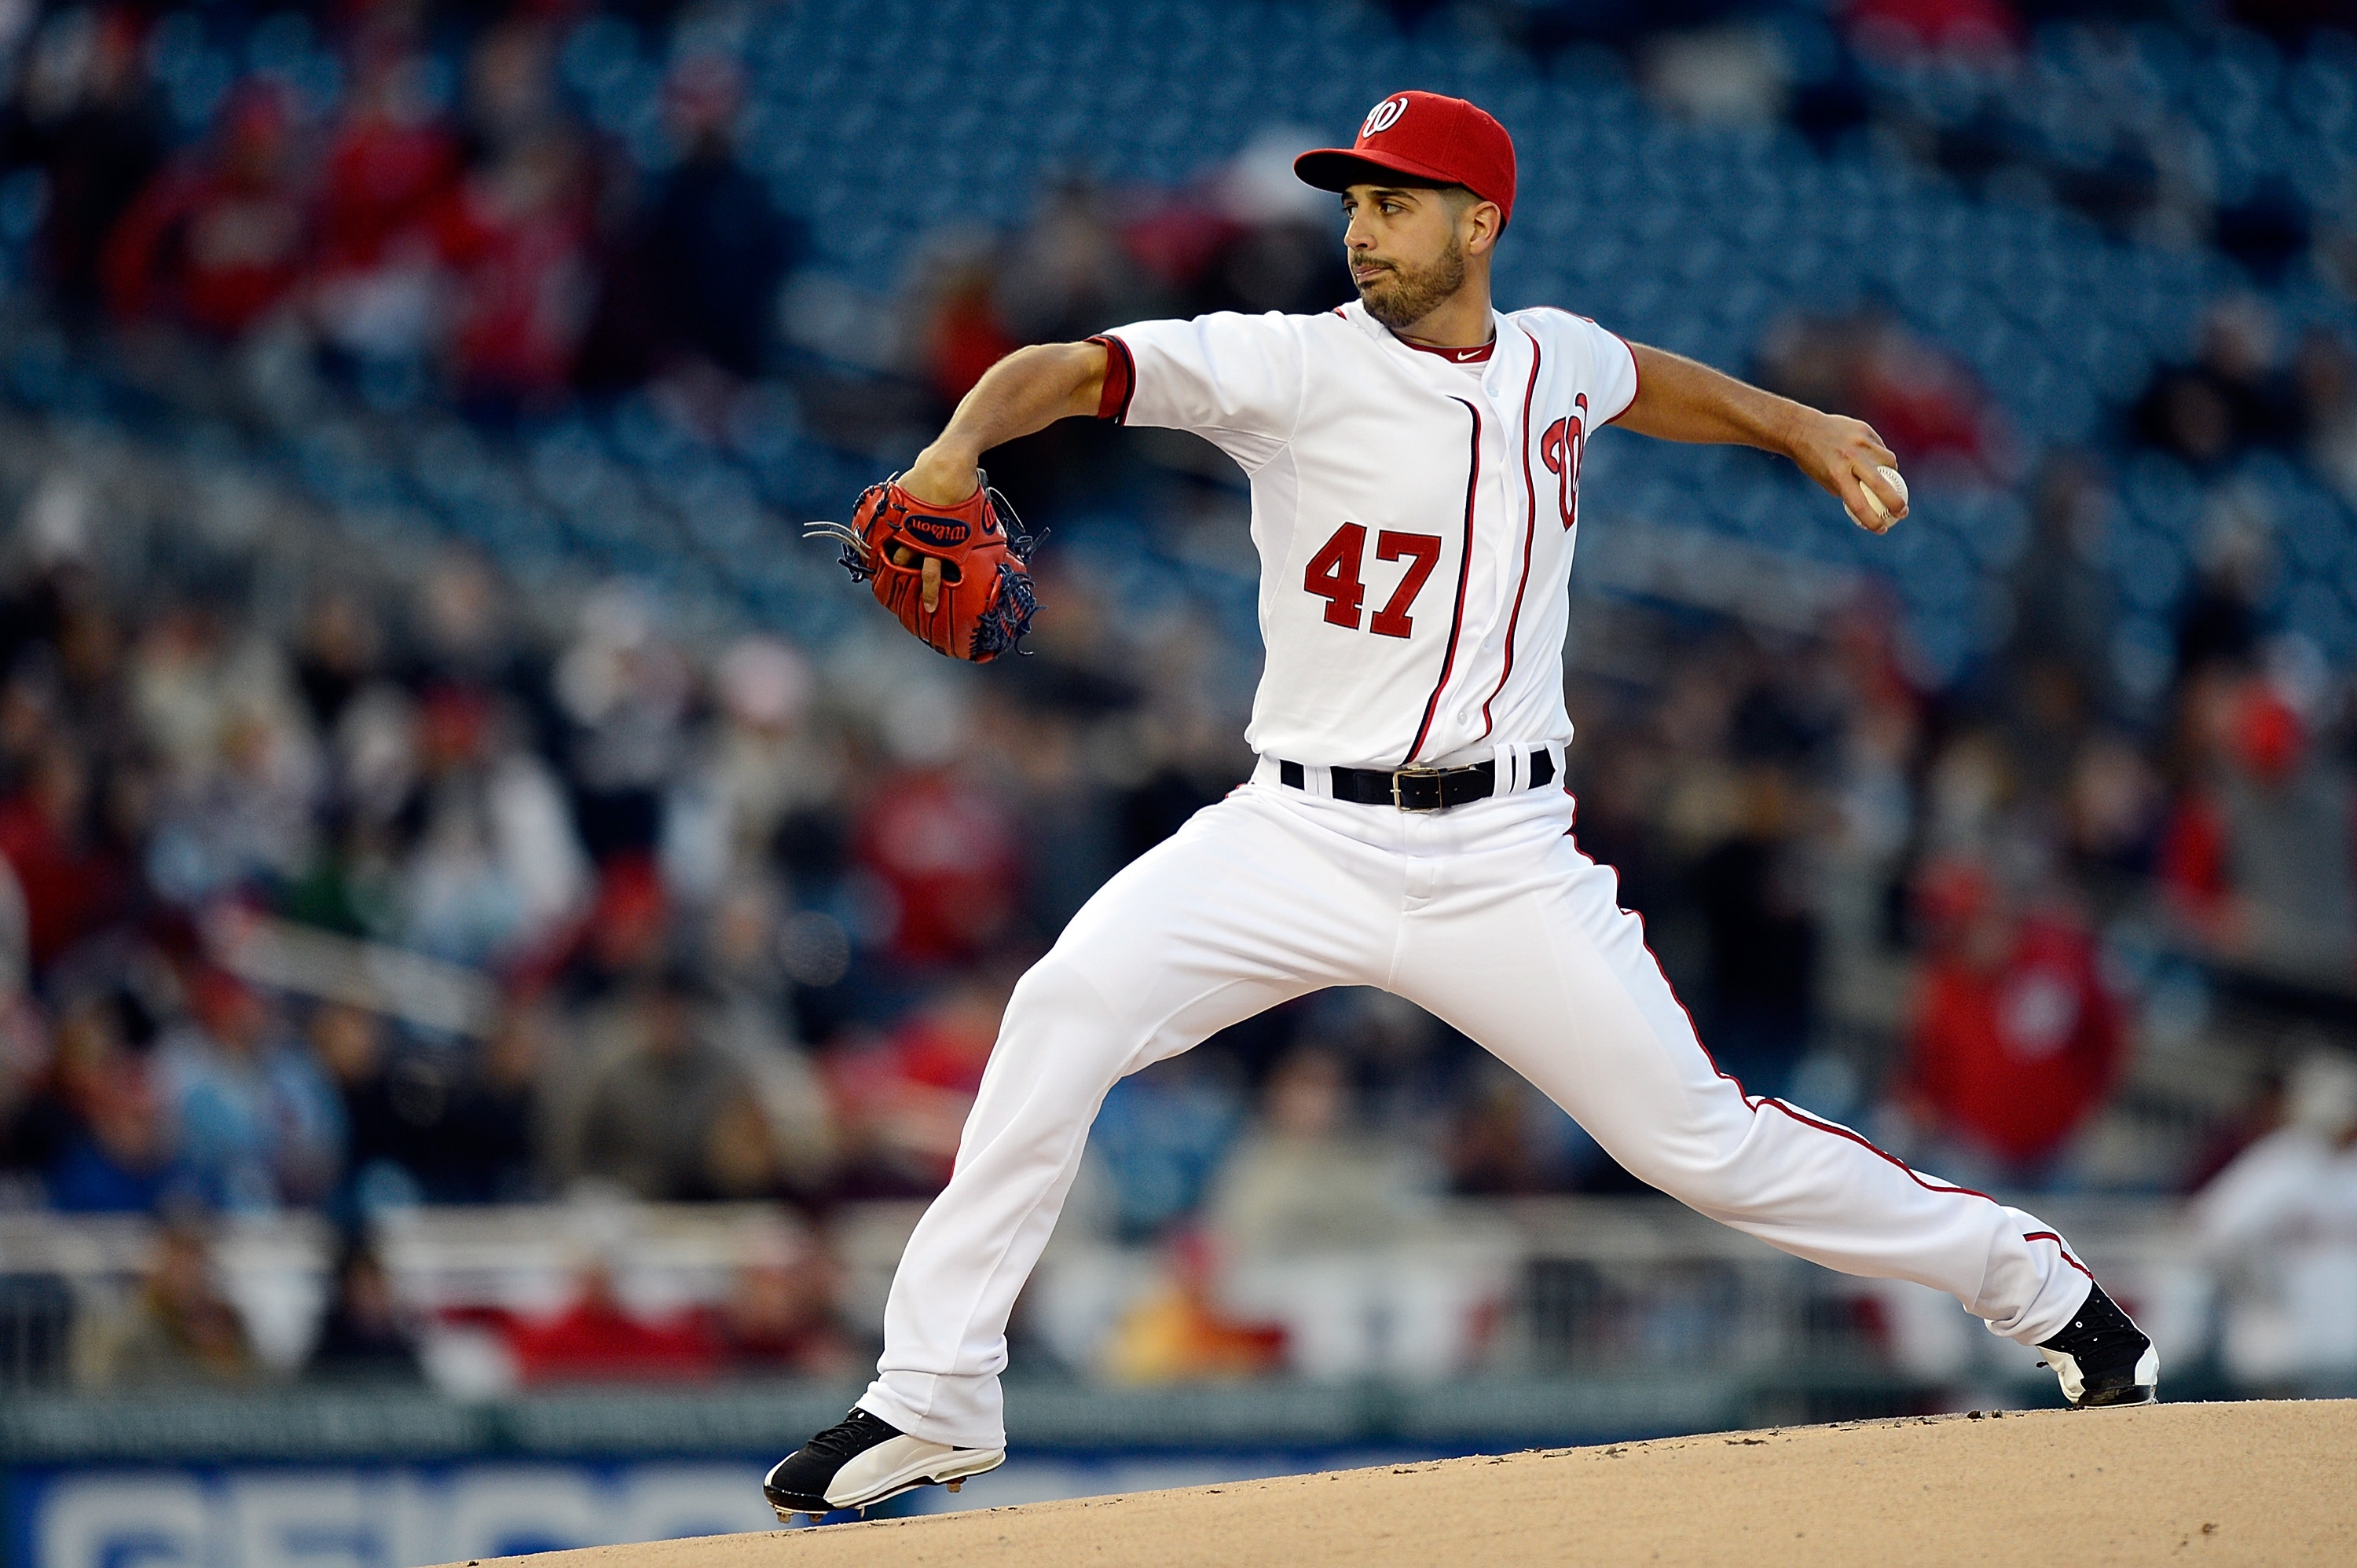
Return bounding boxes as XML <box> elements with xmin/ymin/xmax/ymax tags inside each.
<box><xmin>2171</xmin><ymin>543</ymin><xmax>2271</xmax><ymax>691</ymax></box>
<box><xmin>129</xmin><ymin>603</ymin><xmax>322</xmax><ymax>905</ymax></box>
<box><xmin>1842</xmin><ymin>0</ymin><xmax>2021</xmax><ymax>57</ymax></box>
<box><xmin>660</xmin><ymin>636</ymin><xmax>839</xmax><ymax>901</ymax></box>
<box><xmin>1099</xmin><ymin>1230</ymin><xmax>1285</xmax><ymax>1384</ymax></box>
<box><xmin>1692</xmin><ymin>764</ymin><xmax>1820</xmax><ymax>1098</ymax></box>
<box><xmin>2295</xmin><ymin>327</ymin><xmax>2357</xmax><ymax>511</ymax></box>
<box><xmin>1204</xmin><ymin>1048</ymin><xmax>1508</xmax><ymax>1381</ymax></box>
<box><xmin>709</xmin><ymin>1251</ymin><xmax>856</xmax><ymax>1377</ymax></box>
<box><xmin>307</xmin><ymin>1236</ymin><xmax>423</xmax><ymax>1383</ymax></box>
<box><xmin>2063</xmin><ymin>732</ymin><xmax>2165</xmax><ymax>886</ymax></box>
<box><xmin>26</xmin><ymin>993</ymin><xmax>173</xmax><ymax>1213</ymax></box>
<box><xmin>2194</xmin><ymin>1050</ymin><xmax>2357</xmax><ymax>1385</ymax></box>
<box><xmin>155</xmin><ymin>969</ymin><xmax>339</xmax><ymax>1211</ymax></box>
<box><xmin>851</xmin><ymin>716</ymin><xmax>1022</xmax><ymax>968</ymax></box>
<box><xmin>313</xmin><ymin>49</ymin><xmax>460</xmax><ymax>279</ymax></box>
<box><xmin>76</xmin><ymin>1226</ymin><xmax>258</xmax><ymax>1387</ymax></box>
<box><xmin>311</xmin><ymin>1002</ymin><xmax>390</xmax><ymax>1154</ymax></box>
<box><xmin>0</xmin><ymin>738</ymin><xmax>128</xmax><ymax>969</ymax></box>
<box><xmin>154</xmin><ymin>704</ymin><xmax>322</xmax><ymax>905</ymax></box>
<box><xmin>570</xmin><ymin>965</ymin><xmax>767</xmax><ymax>1201</ymax></box>
<box><xmin>552</xmin><ymin>854</ymin><xmax>672</xmax><ymax>1009</ymax></box>
<box><xmin>308</xmin><ymin>50</ymin><xmax>460</xmax><ymax>387</ymax></box>
<box><xmin>918</xmin><ymin>247</ymin><xmax>1022</xmax><ymax>408</ymax></box>
<box><xmin>292</xmin><ymin>587</ymin><xmax>389</xmax><ymax>736</ymax></box>
<box><xmin>1112</xmin><ymin>702</ymin><xmax>1244</xmax><ymax>867</ymax></box>
<box><xmin>503</xmin><ymin>1260</ymin><xmax>714</xmax><ymax>1384</ymax></box>
<box><xmin>1180</xmin><ymin>128</ymin><xmax>1353</xmax><ymax>318</ymax></box>
<box><xmin>577</xmin><ymin>55</ymin><xmax>799</xmax><ymax>389</ymax></box>
<box><xmin>313</xmin><ymin>1000</ymin><xmax>525</xmax><ymax>1211</ymax></box>
<box><xmin>2159</xmin><ymin>673</ymin><xmax>2356</xmax><ymax>984</ymax></box>
<box><xmin>1895</xmin><ymin>858</ymin><xmax>2125</xmax><ymax>1185</ymax></box>
<box><xmin>1446</xmin><ymin>1057</ymin><xmax>1624</xmax><ymax>1196</ymax></box>
<box><xmin>405</xmin><ymin>548</ymin><xmax>538</xmax><ymax>701</ymax></box>
<box><xmin>103</xmin><ymin>84</ymin><xmax>310</xmax><ymax>339</ymax></box>
<box><xmin>2</xmin><ymin>5</ymin><xmax>167</xmax><ymax>316</ymax></box>
<box><xmin>992</xmin><ymin>181</ymin><xmax>1158</xmax><ymax>351</ymax></box>
<box><xmin>1085</xmin><ymin>1057</ymin><xmax>1244</xmax><ymax>1235</ymax></box>
<box><xmin>462</xmin><ymin>19</ymin><xmax>558</xmax><ymax>155</ymax></box>
<box><xmin>827</xmin><ymin>971</ymin><xmax>1009</xmax><ymax>1195</ymax></box>
<box><xmin>2133</xmin><ymin>298</ymin><xmax>2301</xmax><ymax>471</ymax></box>
<box><xmin>1206</xmin><ymin>1049</ymin><xmax>1428</xmax><ymax>1255</ymax></box>
<box><xmin>698</xmin><ymin>881</ymin><xmax>838</xmax><ymax>1192</ymax></box>
<box><xmin>555</xmin><ymin>587</ymin><xmax>691</xmax><ymax>862</ymax></box>
<box><xmin>2011</xmin><ymin>458</ymin><xmax>2124</xmax><ymax>679</ymax></box>
<box><xmin>1756</xmin><ymin>308</ymin><xmax>2000</xmax><ymax>473</ymax></box>
<box><xmin>398</xmin><ymin>687</ymin><xmax>588</xmax><ymax>965</ymax></box>
<box><xmin>43</xmin><ymin>1042</ymin><xmax>174</xmax><ymax>1212</ymax></box>
<box><xmin>0</xmin><ymin>874</ymin><xmax>49</xmax><ymax>1170</ymax></box>
<box><xmin>429</xmin><ymin>128</ymin><xmax>595</xmax><ymax>410</ymax></box>
<box><xmin>443</xmin><ymin>1003</ymin><xmax>546</xmax><ymax>1203</ymax></box>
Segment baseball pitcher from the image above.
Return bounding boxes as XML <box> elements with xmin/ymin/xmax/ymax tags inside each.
<box><xmin>766</xmin><ymin>90</ymin><xmax>2157</xmax><ymax>1522</ymax></box>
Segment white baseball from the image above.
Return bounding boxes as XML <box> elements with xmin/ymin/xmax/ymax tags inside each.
<box><xmin>1858</xmin><ymin>463</ymin><xmax>1907</xmax><ymax>527</ymax></box>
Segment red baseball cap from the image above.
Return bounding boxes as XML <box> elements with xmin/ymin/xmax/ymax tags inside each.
<box><xmin>1294</xmin><ymin>91</ymin><xmax>1517</xmax><ymax>230</ymax></box>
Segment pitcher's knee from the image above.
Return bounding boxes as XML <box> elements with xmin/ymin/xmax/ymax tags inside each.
<box><xmin>1654</xmin><ymin>1160</ymin><xmax>1766</xmax><ymax>1215</ymax></box>
<box><xmin>997</xmin><ymin>956</ymin><xmax>1144</xmax><ymax>1079</ymax></box>
<box><xmin>1006</xmin><ymin>954</ymin><xmax>1108</xmax><ymax>1030</ymax></box>
<box><xmin>1611</xmin><ymin>1116</ymin><xmax>1776</xmax><ymax>1214</ymax></box>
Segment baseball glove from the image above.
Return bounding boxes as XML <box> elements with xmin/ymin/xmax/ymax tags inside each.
<box><xmin>807</xmin><ymin>474</ymin><xmax>1041</xmax><ymax>662</ymax></box>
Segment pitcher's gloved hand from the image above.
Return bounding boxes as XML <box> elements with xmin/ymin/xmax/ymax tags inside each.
<box><xmin>808</xmin><ymin>474</ymin><xmax>1041</xmax><ymax>662</ymax></box>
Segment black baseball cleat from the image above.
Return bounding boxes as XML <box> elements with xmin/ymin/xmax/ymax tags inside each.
<box><xmin>761</xmin><ymin>1407</ymin><xmax>1006</xmax><ymax>1523</ymax></box>
<box><xmin>2037</xmin><ymin>1282</ymin><xmax>2160</xmax><ymax>1408</ymax></box>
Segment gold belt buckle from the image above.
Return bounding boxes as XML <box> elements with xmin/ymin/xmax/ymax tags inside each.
<box><xmin>1391</xmin><ymin>767</ymin><xmax>1447</xmax><ymax>811</ymax></box>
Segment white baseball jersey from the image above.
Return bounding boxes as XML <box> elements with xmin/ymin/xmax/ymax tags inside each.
<box><xmin>1100</xmin><ymin>300</ymin><xmax>1638</xmax><ymax>769</ymax></box>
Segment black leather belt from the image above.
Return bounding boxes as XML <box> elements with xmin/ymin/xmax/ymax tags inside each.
<box><xmin>1276</xmin><ymin>749</ymin><xmax>1556</xmax><ymax>811</ymax></box>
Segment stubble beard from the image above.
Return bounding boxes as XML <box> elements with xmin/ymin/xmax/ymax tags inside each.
<box><xmin>1357</xmin><ymin>233</ymin><xmax>1468</xmax><ymax>333</ymax></box>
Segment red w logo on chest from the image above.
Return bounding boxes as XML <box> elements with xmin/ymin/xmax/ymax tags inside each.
<box><xmin>1538</xmin><ymin>393</ymin><xmax>1589</xmax><ymax>531</ymax></box>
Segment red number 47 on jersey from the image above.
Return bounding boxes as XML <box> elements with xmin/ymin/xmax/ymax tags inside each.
<box><xmin>1303</xmin><ymin>523</ymin><xmax>1442</xmax><ymax>638</ymax></box>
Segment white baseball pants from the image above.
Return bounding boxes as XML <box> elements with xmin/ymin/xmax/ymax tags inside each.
<box><xmin>856</xmin><ymin>763</ymin><xmax>2096</xmax><ymax>1448</ymax></box>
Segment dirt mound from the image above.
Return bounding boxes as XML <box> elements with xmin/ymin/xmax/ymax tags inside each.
<box><xmin>453</xmin><ymin>1400</ymin><xmax>2355</xmax><ymax>1567</ymax></box>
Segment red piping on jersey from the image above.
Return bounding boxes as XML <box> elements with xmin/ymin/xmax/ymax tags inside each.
<box><xmin>1089</xmin><ymin>334</ymin><xmax>1138</xmax><ymax>424</ymax></box>
<box><xmin>1402</xmin><ymin>398</ymin><xmax>1482</xmax><ymax>766</ymax></box>
<box><xmin>2022</xmin><ymin>1232</ymin><xmax>2094</xmax><ymax>1280</ymax></box>
<box><xmin>1478</xmin><ymin>328</ymin><xmax>1543</xmax><ymax>742</ymax></box>
<box><xmin>1604</xmin><ymin>879</ymin><xmax>2093</xmax><ymax>1284</ymax></box>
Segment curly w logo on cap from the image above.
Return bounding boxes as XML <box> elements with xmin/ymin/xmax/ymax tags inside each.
<box><xmin>1296</xmin><ymin>90</ymin><xmax>1518</xmax><ymax>231</ymax></box>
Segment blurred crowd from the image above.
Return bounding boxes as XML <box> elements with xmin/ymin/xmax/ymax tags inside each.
<box><xmin>0</xmin><ymin>0</ymin><xmax>2353</xmax><ymax>1395</ymax></box>
<box><xmin>0</xmin><ymin>412</ymin><xmax>2352</xmax><ymax>1387</ymax></box>
<box><xmin>5</xmin><ymin>1</ymin><xmax>800</xmax><ymax>415</ymax></box>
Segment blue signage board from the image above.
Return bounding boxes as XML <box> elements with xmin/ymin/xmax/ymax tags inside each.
<box><xmin>4</xmin><ymin>1449</ymin><xmax>1428</xmax><ymax>1568</ymax></box>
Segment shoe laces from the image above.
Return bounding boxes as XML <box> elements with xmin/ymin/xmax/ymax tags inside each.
<box><xmin>802</xmin><ymin>1409</ymin><xmax>900</xmax><ymax>1463</ymax></box>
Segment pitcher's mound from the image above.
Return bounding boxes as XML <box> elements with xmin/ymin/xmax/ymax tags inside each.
<box><xmin>456</xmin><ymin>1400</ymin><xmax>2354</xmax><ymax>1567</ymax></box>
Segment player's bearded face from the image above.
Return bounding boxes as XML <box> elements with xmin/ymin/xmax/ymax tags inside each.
<box><xmin>1353</xmin><ymin>225</ymin><xmax>1468</xmax><ymax>332</ymax></box>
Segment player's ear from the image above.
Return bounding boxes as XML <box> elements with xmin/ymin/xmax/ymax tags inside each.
<box><xmin>1457</xmin><ymin>196</ymin><xmax>1502</xmax><ymax>256</ymax></box>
